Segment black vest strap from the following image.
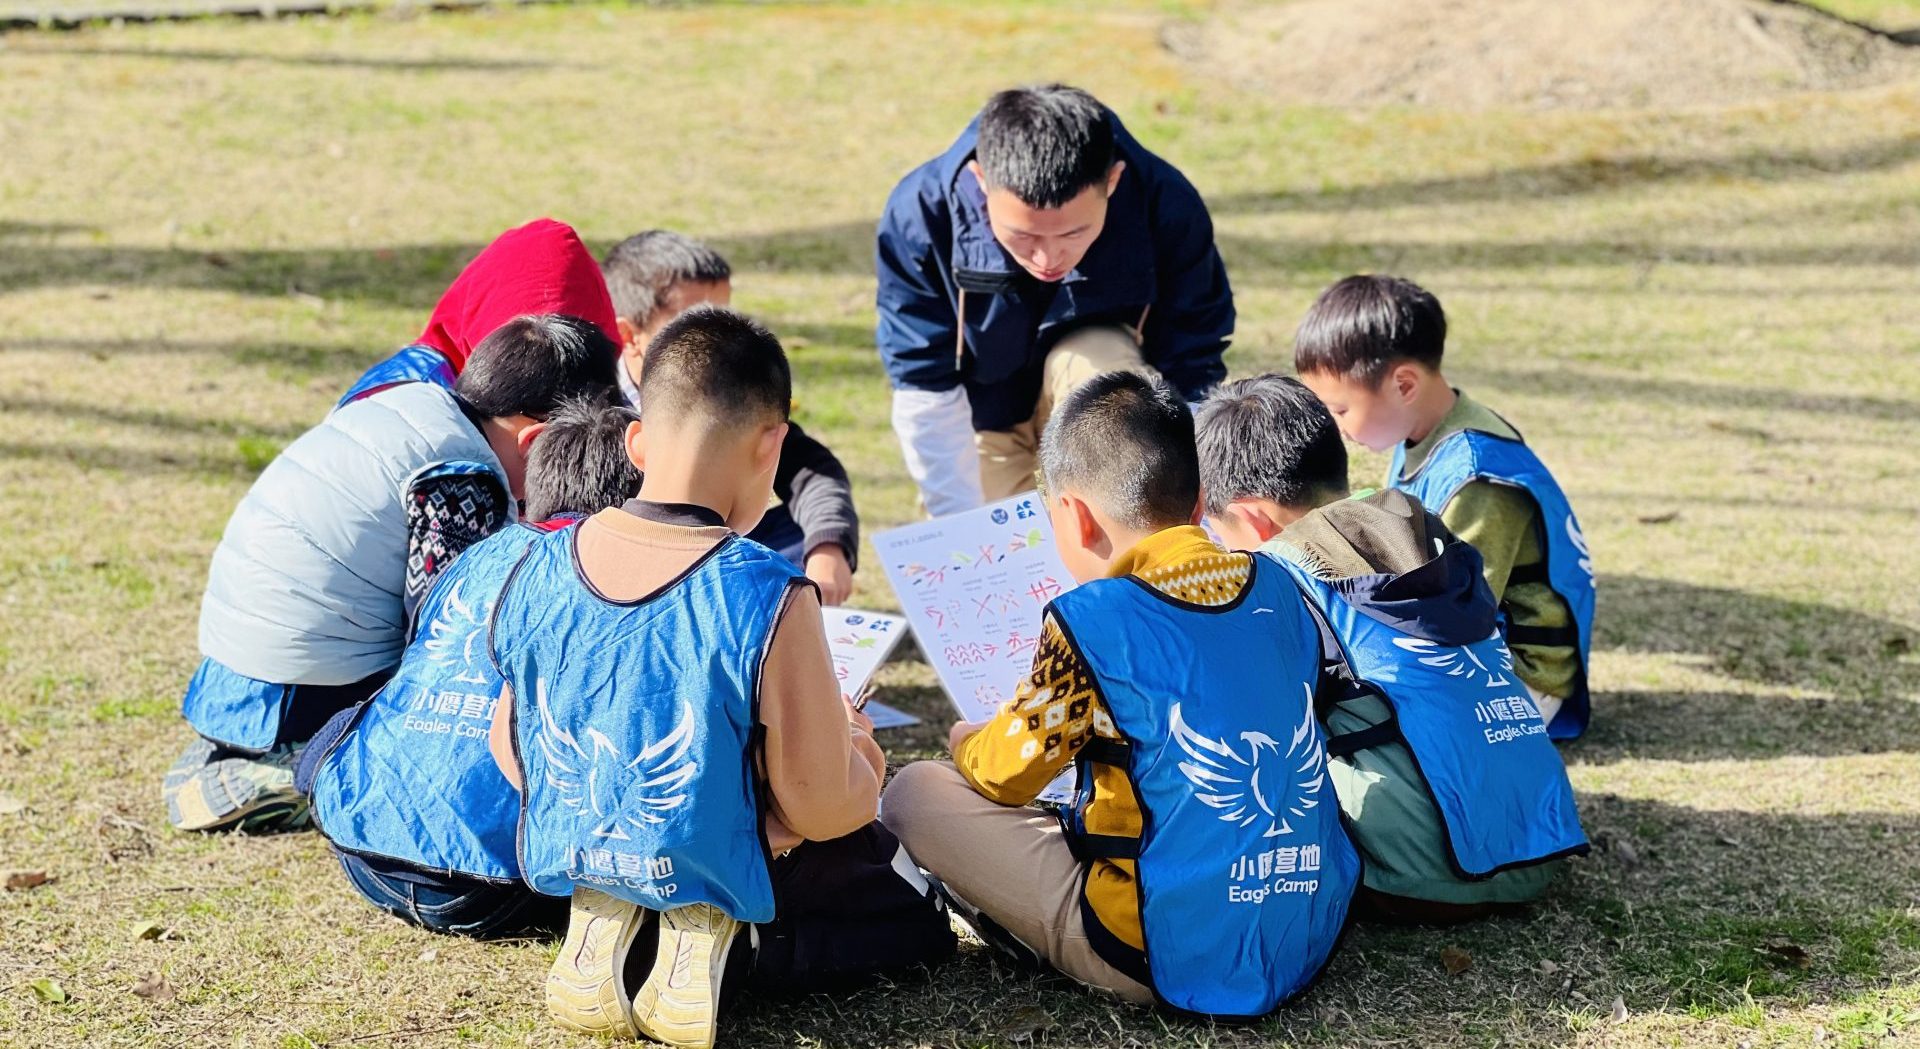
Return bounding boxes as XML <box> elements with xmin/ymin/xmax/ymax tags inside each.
<box><xmin>1079</xmin><ymin>736</ymin><xmax>1132</xmax><ymax>768</ymax></box>
<box><xmin>1072</xmin><ymin>833</ymin><xmax>1141</xmax><ymax>861</ymax></box>
<box><xmin>1326</xmin><ymin>721</ymin><xmax>1400</xmax><ymax>758</ymax></box>
<box><xmin>1504</xmin><ymin>623</ymin><xmax>1579</xmax><ymax>648</ymax></box>
<box><xmin>1504</xmin><ymin>559</ymin><xmax>1552</xmax><ymax>587</ymax></box>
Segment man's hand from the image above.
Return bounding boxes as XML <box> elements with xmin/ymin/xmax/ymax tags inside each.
<box><xmin>805</xmin><ymin>545</ymin><xmax>855</xmax><ymax>605</ymax></box>
<box><xmin>948</xmin><ymin>718</ymin><xmax>989</xmax><ymax>757</ymax></box>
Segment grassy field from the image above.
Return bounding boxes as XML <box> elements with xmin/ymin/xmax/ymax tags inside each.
<box><xmin>3</xmin><ymin>1</ymin><xmax>1919</xmax><ymax>1046</ymax></box>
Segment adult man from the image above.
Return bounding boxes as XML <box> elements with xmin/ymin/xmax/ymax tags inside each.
<box><xmin>876</xmin><ymin>83</ymin><xmax>1235</xmax><ymax>514</ymax></box>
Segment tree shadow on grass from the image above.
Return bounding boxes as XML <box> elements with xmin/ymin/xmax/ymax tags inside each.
<box><xmin>1577</xmin><ymin>689</ymin><xmax>1920</xmax><ymax>764</ymax></box>
<box><xmin>1467</xmin><ymin>365</ymin><xmax>1920</xmax><ymax>424</ymax></box>
<box><xmin>25</xmin><ymin>43</ymin><xmax>553</xmax><ymax>72</ymax></box>
<box><xmin>1596</xmin><ymin>574</ymin><xmax>1917</xmax><ymax>700</ymax></box>
<box><xmin>724</xmin><ymin>796</ymin><xmax>1920</xmax><ymax>1047</ymax></box>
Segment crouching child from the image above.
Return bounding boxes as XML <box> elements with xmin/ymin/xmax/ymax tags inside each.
<box><xmin>882</xmin><ymin>372</ymin><xmax>1360</xmax><ymax>1018</ymax></box>
<box><xmin>299</xmin><ymin>395</ymin><xmax>644</xmax><ymax>937</ymax></box>
<box><xmin>1195</xmin><ymin>375</ymin><xmax>1588</xmax><ymax>924</ymax></box>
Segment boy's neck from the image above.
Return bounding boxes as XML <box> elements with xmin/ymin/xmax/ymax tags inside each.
<box><xmin>476</xmin><ymin>416</ymin><xmax>529</xmax><ymax>500</ymax></box>
<box><xmin>1403</xmin><ymin>377</ymin><xmax>1458</xmax><ymax>447</ymax></box>
<box><xmin>634</xmin><ymin>431</ymin><xmax>751</xmax><ymax>525</ymax></box>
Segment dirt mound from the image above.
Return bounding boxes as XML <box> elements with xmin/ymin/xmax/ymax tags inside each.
<box><xmin>1167</xmin><ymin>0</ymin><xmax>1920</xmax><ymax>109</ymax></box>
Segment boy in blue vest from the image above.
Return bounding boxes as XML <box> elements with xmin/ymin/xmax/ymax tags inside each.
<box><xmin>163</xmin><ymin>314</ymin><xmax>618</xmax><ymax>834</ymax></box>
<box><xmin>300</xmin><ymin>395</ymin><xmax>643</xmax><ymax>937</ymax></box>
<box><xmin>486</xmin><ymin>308</ymin><xmax>951</xmax><ymax>1047</ymax></box>
<box><xmin>600</xmin><ymin>230</ymin><xmax>860</xmax><ymax>604</ymax></box>
<box><xmin>1293</xmin><ymin>276</ymin><xmax>1595</xmax><ymax>738</ymax></box>
<box><xmin>882</xmin><ymin>372</ymin><xmax>1359</xmax><ymax>1018</ymax></box>
<box><xmin>1195</xmin><ymin>375</ymin><xmax>1587</xmax><ymax>924</ymax></box>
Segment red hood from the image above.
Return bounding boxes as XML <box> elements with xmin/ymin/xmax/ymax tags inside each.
<box><xmin>418</xmin><ymin>217</ymin><xmax>619</xmax><ymax>371</ymax></box>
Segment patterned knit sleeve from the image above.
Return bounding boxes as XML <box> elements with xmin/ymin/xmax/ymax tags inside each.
<box><xmin>953</xmin><ymin>611</ymin><xmax>1101</xmax><ymax>805</ymax></box>
<box><xmin>403</xmin><ymin>467</ymin><xmax>509</xmax><ymax>620</ymax></box>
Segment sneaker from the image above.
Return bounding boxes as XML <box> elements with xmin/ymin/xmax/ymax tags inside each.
<box><xmin>162</xmin><ymin>737</ymin><xmax>310</xmax><ymax>833</ymax></box>
<box><xmin>547</xmin><ymin>888</ymin><xmax>650</xmax><ymax>1038</ymax></box>
<box><xmin>628</xmin><ymin>903</ymin><xmax>744</xmax><ymax>1049</ymax></box>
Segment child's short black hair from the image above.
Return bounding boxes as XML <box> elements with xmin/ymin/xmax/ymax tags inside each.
<box><xmin>1194</xmin><ymin>375</ymin><xmax>1350</xmax><ymax>517</ymax></box>
<box><xmin>523</xmin><ymin>393</ymin><xmax>643</xmax><ymax>522</ymax></box>
<box><xmin>1039</xmin><ymin>371</ymin><xmax>1198</xmax><ymax>532</ymax></box>
<box><xmin>455</xmin><ymin>314</ymin><xmax>619</xmax><ymax>420</ymax></box>
<box><xmin>639</xmin><ymin>307</ymin><xmax>790</xmax><ymax>430</ymax></box>
<box><xmin>1293</xmin><ymin>275</ymin><xmax>1447</xmax><ymax>385</ymax></box>
<box><xmin>976</xmin><ymin>84</ymin><xmax>1115</xmax><ymax>210</ymax></box>
<box><xmin>601</xmin><ymin>231</ymin><xmax>733</xmax><ymax>329</ymax></box>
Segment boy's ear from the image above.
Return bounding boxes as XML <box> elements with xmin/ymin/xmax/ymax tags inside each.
<box><xmin>1063</xmin><ymin>493</ymin><xmax>1101</xmax><ymax>549</ymax></box>
<box><xmin>1104</xmin><ymin>160</ymin><xmax>1126</xmax><ymax>197</ymax></box>
<box><xmin>966</xmin><ymin>159</ymin><xmax>986</xmax><ymax>190</ymax></box>
<box><xmin>624</xmin><ymin>418</ymin><xmax>647</xmax><ymax>470</ymax></box>
<box><xmin>615</xmin><ymin>317</ymin><xmax>643</xmax><ymax>356</ymax></box>
<box><xmin>1390</xmin><ymin>362</ymin><xmax>1424</xmax><ymax>403</ymax></box>
<box><xmin>514</xmin><ymin>420</ymin><xmax>548</xmax><ymax>454</ymax></box>
<box><xmin>757</xmin><ymin>421</ymin><xmax>789</xmax><ymax>473</ymax></box>
<box><xmin>1227</xmin><ymin>500</ymin><xmax>1286</xmax><ymax>544</ymax></box>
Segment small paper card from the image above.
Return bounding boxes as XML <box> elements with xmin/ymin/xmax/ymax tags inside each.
<box><xmin>874</xmin><ymin>493</ymin><xmax>1078</xmax><ymax>804</ymax></box>
<box><xmin>821</xmin><ymin>606</ymin><xmax>910</xmax><ymax>708</ymax></box>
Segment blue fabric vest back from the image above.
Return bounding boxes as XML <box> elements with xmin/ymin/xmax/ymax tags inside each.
<box><xmin>494</xmin><ymin>527</ymin><xmax>799</xmax><ymax>920</ymax></box>
<box><xmin>1389</xmin><ymin>431</ymin><xmax>1595</xmax><ymax>738</ymax></box>
<box><xmin>1049</xmin><ymin>560</ymin><xmax>1360</xmax><ymax>1018</ymax></box>
<box><xmin>309</xmin><ymin>521</ymin><xmax>562</xmax><ymax>883</ymax></box>
<box><xmin>337</xmin><ymin>344</ymin><xmax>457</xmax><ymax>409</ymax></box>
<box><xmin>1273</xmin><ymin>557</ymin><xmax>1588</xmax><ymax>878</ymax></box>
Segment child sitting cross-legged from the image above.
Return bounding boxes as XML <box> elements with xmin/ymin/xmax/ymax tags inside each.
<box><xmin>882</xmin><ymin>372</ymin><xmax>1360</xmax><ymax>1018</ymax></box>
<box><xmin>1293</xmin><ymin>275</ymin><xmax>1596</xmax><ymax>738</ymax></box>
<box><xmin>486</xmin><ymin>308</ymin><xmax>952</xmax><ymax>1047</ymax></box>
<box><xmin>298</xmin><ymin>393</ymin><xmax>645</xmax><ymax>938</ymax></box>
<box><xmin>1195</xmin><ymin>375</ymin><xmax>1589</xmax><ymax>925</ymax></box>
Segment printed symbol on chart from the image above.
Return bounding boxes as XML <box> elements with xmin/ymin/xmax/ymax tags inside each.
<box><xmin>991</xmin><ymin>508</ymin><xmax>1010</xmax><ymax>525</ymax></box>
<box><xmin>534</xmin><ymin>679</ymin><xmax>698</xmax><ymax>840</ymax></box>
<box><xmin>1172</xmin><ymin>687</ymin><xmax>1327</xmax><ymax>839</ymax></box>
<box><xmin>421</xmin><ymin>579</ymin><xmax>496</xmax><ymax>686</ymax></box>
<box><xmin>1026</xmin><ymin>576</ymin><xmax>1063</xmax><ymax>605</ymax></box>
<box><xmin>1004</xmin><ymin>629</ymin><xmax>1040</xmax><ymax>657</ymax></box>
<box><xmin>846</xmin><ymin>614</ymin><xmax>865</xmax><ymax>626</ymax></box>
<box><xmin>1391</xmin><ymin>636</ymin><xmax>1514</xmax><ymax>689</ymax></box>
<box><xmin>1013</xmin><ymin>499</ymin><xmax>1037</xmax><ymax>521</ymax></box>
<box><xmin>943</xmin><ymin>642</ymin><xmax>998</xmax><ymax>666</ymax></box>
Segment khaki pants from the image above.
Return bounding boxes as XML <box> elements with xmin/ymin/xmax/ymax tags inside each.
<box><xmin>975</xmin><ymin>326</ymin><xmax>1158</xmax><ymax>502</ymax></box>
<box><xmin>879</xmin><ymin>761</ymin><xmax>1154</xmax><ymax>1004</ymax></box>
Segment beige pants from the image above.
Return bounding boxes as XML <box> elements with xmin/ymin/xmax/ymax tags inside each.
<box><xmin>975</xmin><ymin>326</ymin><xmax>1158</xmax><ymax>502</ymax></box>
<box><xmin>879</xmin><ymin>761</ymin><xmax>1154</xmax><ymax>1004</ymax></box>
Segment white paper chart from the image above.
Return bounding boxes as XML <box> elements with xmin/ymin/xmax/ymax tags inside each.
<box><xmin>820</xmin><ymin>607</ymin><xmax>916</xmax><ymax>730</ymax></box>
<box><xmin>874</xmin><ymin>492</ymin><xmax>1078</xmax><ymax>804</ymax></box>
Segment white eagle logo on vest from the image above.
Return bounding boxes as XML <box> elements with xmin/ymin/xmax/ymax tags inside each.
<box><xmin>1172</xmin><ymin>688</ymin><xmax>1327</xmax><ymax>839</ymax></box>
<box><xmin>533</xmin><ymin>680</ymin><xmax>698</xmax><ymax>840</ymax></box>
<box><xmin>421</xmin><ymin>580</ymin><xmax>495</xmax><ymax>687</ymax></box>
<box><xmin>1390</xmin><ymin>635</ymin><xmax>1515</xmax><ymax>690</ymax></box>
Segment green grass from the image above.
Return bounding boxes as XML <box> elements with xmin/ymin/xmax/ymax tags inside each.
<box><xmin>2</xmin><ymin>2</ymin><xmax>1919</xmax><ymax>1047</ymax></box>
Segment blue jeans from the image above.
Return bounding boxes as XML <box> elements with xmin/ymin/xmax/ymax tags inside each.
<box><xmin>336</xmin><ymin>851</ymin><xmax>567</xmax><ymax>939</ymax></box>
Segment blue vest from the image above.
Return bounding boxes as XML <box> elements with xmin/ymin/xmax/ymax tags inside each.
<box><xmin>1274</xmin><ymin>558</ymin><xmax>1589</xmax><ymax>879</ymax></box>
<box><xmin>494</xmin><ymin>526</ymin><xmax>800</xmax><ymax>920</ymax></box>
<box><xmin>337</xmin><ymin>344</ymin><xmax>457</xmax><ymax>409</ymax></box>
<box><xmin>309</xmin><ymin>520</ymin><xmax>570</xmax><ymax>882</ymax></box>
<box><xmin>1389</xmin><ymin>430</ymin><xmax>1595</xmax><ymax>738</ymax></box>
<box><xmin>1049</xmin><ymin>560</ymin><xmax>1360</xmax><ymax>1018</ymax></box>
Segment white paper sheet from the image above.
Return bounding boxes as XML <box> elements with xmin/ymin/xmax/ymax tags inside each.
<box><xmin>874</xmin><ymin>493</ymin><xmax>1078</xmax><ymax>804</ymax></box>
<box><xmin>821</xmin><ymin>606</ymin><xmax>910</xmax><ymax>706</ymax></box>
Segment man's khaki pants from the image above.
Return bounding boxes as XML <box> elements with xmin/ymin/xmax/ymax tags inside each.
<box><xmin>975</xmin><ymin>326</ymin><xmax>1158</xmax><ymax>502</ymax></box>
<box><xmin>880</xmin><ymin>761</ymin><xmax>1154</xmax><ymax>1004</ymax></box>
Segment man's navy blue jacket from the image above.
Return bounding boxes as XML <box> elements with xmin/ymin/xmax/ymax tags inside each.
<box><xmin>875</xmin><ymin>111</ymin><xmax>1234</xmax><ymax>431</ymax></box>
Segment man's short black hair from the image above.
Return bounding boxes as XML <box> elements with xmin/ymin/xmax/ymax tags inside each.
<box><xmin>1194</xmin><ymin>375</ymin><xmax>1350</xmax><ymax>517</ymax></box>
<box><xmin>601</xmin><ymin>230</ymin><xmax>732</xmax><ymax>329</ymax></box>
<box><xmin>523</xmin><ymin>393</ymin><xmax>643</xmax><ymax>522</ymax></box>
<box><xmin>1293</xmin><ymin>275</ymin><xmax>1447</xmax><ymax>385</ymax></box>
<box><xmin>976</xmin><ymin>84</ymin><xmax>1116</xmax><ymax>210</ymax></box>
<box><xmin>455</xmin><ymin>314</ymin><xmax>618</xmax><ymax>420</ymax></box>
<box><xmin>1039</xmin><ymin>371</ymin><xmax>1198</xmax><ymax>532</ymax></box>
<box><xmin>639</xmin><ymin>307</ymin><xmax>790</xmax><ymax>430</ymax></box>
